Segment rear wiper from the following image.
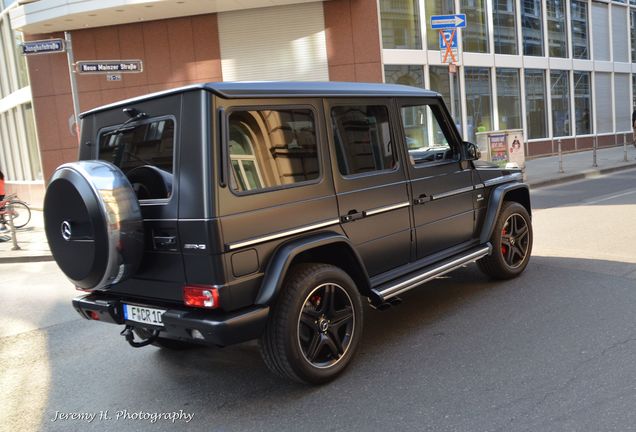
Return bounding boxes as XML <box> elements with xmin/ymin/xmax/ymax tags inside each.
<box><xmin>104</xmin><ymin>125</ymin><xmax>135</xmax><ymax>137</ymax></box>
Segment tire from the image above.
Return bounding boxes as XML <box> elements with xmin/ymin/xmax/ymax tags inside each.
<box><xmin>259</xmin><ymin>263</ymin><xmax>364</xmax><ymax>384</ymax></box>
<box><xmin>6</xmin><ymin>201</ymin><xmax>31</xmax><ymax>229</ymax></box>
<box><xmin>43</xmin><ymin>161</ymin><xmax>144</xmax><ymax>290</ymax></box>
<box><xmin>134</xmin><ymin>328</ymin><xmax>200</xmax><ymax>350</ymax></box>
<box><xmin>478</xmin><ymin>201</ymin><xmax>533</xmax><ymax>280</ymax></box>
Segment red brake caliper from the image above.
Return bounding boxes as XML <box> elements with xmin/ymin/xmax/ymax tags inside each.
<box><xmin>501</xmin><ymin>227</ymin><xmax>508</xmax><ymax>255</ymax></box>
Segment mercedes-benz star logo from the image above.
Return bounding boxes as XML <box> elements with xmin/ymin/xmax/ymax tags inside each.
<box><xmin>61</xmin><ymin>221</ymin><xmax>72</xmax><ymax>241</ymax></box>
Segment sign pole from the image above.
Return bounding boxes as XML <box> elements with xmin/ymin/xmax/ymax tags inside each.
<box><xmin>64</xmin><ymin>31</ymin><xmax>81</xmax><ymax>142</ymax></box>
<box><xmin>449</xmin><ymin>68</ymin><xmax>456</xmax><ymax>124</ymax></box>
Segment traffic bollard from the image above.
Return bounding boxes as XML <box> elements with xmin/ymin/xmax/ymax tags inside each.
<box><xmin>593</xmin><ymin>136</ymin><xmax>598</xmax><ymax>168</ymax></box>
<box><xmin>7</xmin><ymin>202</ymin><xmax>21</xmax><ymax>251</ymax></box>
<box><xmin>624</xmin><ymin>133</ymin><xmax>628</xmax><ymax>162</ymax></box>
<box><xmin>558</xmin><ymin>138</ymin><xmax>564</xmax><ymax>173</ymax></box>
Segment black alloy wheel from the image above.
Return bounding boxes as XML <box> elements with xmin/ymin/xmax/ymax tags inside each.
<box><xmin>297</xmin><ymin>283</ymin><xmax>355</xmax><ymax>369</ymax></box>
<box><xmin>478</xmin><ymin>201</ymin><xmax>533</xmax><ymax>279</ymax></box>
<box><xmin>500</xmin><ymin>213</ymin><xmax>530</xmax><ymax>269</ymax></box>
<box><xmin>260</xmin><ymin>263</ymin><xmax>364</xmax><ymax>384</ymax></box>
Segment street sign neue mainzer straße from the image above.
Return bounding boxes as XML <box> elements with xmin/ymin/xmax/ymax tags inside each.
<box><xmin>75</xmin><ymin>60</ymin><xmax>143</xmax><ymax>74</ymax></box>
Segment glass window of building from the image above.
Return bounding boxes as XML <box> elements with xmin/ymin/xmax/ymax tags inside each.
<box><xmin>594</xmin><ymin>72</ymin><xmax>612</xmax><ymax>133</ymax></box>
<box><xmin>573</xmin><ymin>72</ymin><xmax>592</xmax><ymax>135</ymax></box>
<box><xmin>615</xmin><ymin>73</ymin><xmax>631</xmax><ymax>131</ymax></box>
<box><xmin>425</xmin><ymin>0</ymin><xmax>455</xmax><ymax>50</ymax></box>
<box><xmin>550</xmin><ymin>70</ymin><xmax>570</xmax><ymax>137</ymax></box>
<box><xmin>525</xmin><ymin>70</ymin><xmax>548</xmax><ymax>139</ymax></box>
<box><xmin>612</xmin><ymin>5</ymin><xmax>629</xmax><ymax>63</ymax></box>
<box><xmin>460</xmin><ymin>0</ymin><xmax>489</xmax><ymax>53</ymax></box>
<box><xmin>521</xmin><ymin>0</ymin><xmax>544</xmax><ymax>56</ymax></box>
<box><xmin>494</xmin><ymin>0</ymin><xmax>518</xmax><ymax>55</ymax></box>
<box><xmin>429</xmin><ymin>66</ymin><xmax>462</xmax><ymax>132</ymax></box>
<box><xmin>380</xmin><ymin>0</ymin><xmax>422</xmax><ymax>49</ymax></box>
<box><xmin>632</xmin><ymin>10</ymin><xmax>636</xmax><ymax>63</ymax></box>
<box><xmin>592</xmin><ymin>2</ymin><xmax>610</xmax><ymax>61</ymax></box>
<box><xmin>0</xmin><ymin>7</ymin><xmax>42</xmax><ymax>183</ymax></box>
<box><xmin>496</xmin><ymin>68</ymin><xmax>522</xmax><ymax>130</ymax></box>
<box><xmin>546</xmin><ymin>0</ymin><xmax>568</xmax><ymax>58</ymax></box>
<box><xmin>384</xmin><ymin>65</ymin><xmax>424</xmax><ymax>87</ymax></box>
<box><xmin>570</xmin><ymin>1</ymin><xmax>589</xmax><ymax>59</ymax></box>
<box><xmin>633</xmin><ymin>74</ymin><xmax>636</xmax><ymax>109</ymax></box>
<box><xmin>465</xmin><ymin>67</ymin><xmax>493</xmax><ymax>143</ymax></box>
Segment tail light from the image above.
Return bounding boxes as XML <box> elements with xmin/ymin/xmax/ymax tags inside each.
<box><xmin>183</xmin><ymin>285</ymin><xmax>219</xmax><ymax>309</ymax></box>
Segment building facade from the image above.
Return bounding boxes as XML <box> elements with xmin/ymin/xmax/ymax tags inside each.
<box><xmin>380</xmin><ymin>0</ymin><xmax>636</xmax><ymax>157</ymax></box>
<box><xmin>0</xmin><ymin>0</ymin><xmax>42</xmax><ymax>204</ymax></box>
<box><xmin>6</xmin><ymin>0</ymin><xmax>636</xmax><ymax>205</ymax></box>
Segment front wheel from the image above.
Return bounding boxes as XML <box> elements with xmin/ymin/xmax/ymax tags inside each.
<box><xmin>478</xmin><ymin>201</ymin><xmax>533</xmax><ymax>279</ymax></box>
<box><xmin>7</xmin><ymin>201</ymin><xmax>31</xmax><ymax>229</ymax></box>
<box><xmin>260</xmin><ymin>263</ymin><xmax>364</xmax><ymax>384</ymax></box>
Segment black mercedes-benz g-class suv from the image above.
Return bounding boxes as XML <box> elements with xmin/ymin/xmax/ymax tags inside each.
<box><xmin>44</xmin><ymin>82</ymin><xmax>532</xmax><ymax>384</ymax></box>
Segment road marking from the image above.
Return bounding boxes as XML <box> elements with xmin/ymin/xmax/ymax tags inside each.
<box><xmin>583</xmin><ymin>189</ymin><xmax>636</xmax><ymax>205</ymax></box>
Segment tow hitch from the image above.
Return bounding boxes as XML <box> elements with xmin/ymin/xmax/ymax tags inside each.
<box><xmin>120</xmin><ymin>325</ymin><xmax>159</xmax><ymax>348</ymax></box>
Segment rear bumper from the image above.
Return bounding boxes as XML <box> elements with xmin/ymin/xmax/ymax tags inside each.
<box><xmin>72</xmin><ymin>294</ymin><xmax>269</xmax><ymax>346</ymax></box>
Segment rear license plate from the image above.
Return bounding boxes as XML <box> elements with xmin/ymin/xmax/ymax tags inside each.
<box><xmin>123</xmin><ymin>304</ymin><xmax>166</xmax><ymax>327</ymax></box>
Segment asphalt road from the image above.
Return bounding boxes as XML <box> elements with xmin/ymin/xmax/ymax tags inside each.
<box><xmin>2</xmin><ymin>169</ymin><xmax>636</xmax><ymax>432</ymax></box>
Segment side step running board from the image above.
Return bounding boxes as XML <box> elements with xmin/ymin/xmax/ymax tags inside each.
<box><xmin>371</xmin><ymin>244</ymin><xmax>492</xmax><ymax>304</ymax></box>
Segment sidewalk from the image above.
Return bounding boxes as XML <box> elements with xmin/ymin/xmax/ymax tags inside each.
<box><xmin>2</xmin><ymin>145</ymin><xmax>636</xmax><ymax>264</ymax></box>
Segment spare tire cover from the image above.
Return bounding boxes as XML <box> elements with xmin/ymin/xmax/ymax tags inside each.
<box><xmin>44</xmin><ymin>161</ymin><xmax>144</xmax><ymax>290</ymax></box>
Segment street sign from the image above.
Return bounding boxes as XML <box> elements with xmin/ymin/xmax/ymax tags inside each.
<box><xmin>439</xmin><ymin>30</ymin><xmax>458</xmax><ymax>50</ymax></box>
<box><xmin>75</xmin><ymin>60</ymin><xmax>143</xmax><ymax>74</ymax></box>
<box><xmin>430</xmin><ymin>14</ymin><xmax>466</xmax><ymax>29</ymax></box>
<box><xmin>106</xmin><ymin>74</ymin><xmax>122</xmax><ymax>81</ymax></box>
<box><xmin>20</xmin><ymin>38</ymin><xmax>65</xmax><ymax>55</ymax></box>
<box><xmin>439</xmin><ymin>30</ymin><xmax>459</xmax><ymax>64</ymax></box>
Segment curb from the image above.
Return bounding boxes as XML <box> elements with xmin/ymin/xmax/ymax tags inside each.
<box><xmin>527</xmin><ymin>161</ymin><xmax>636</xmax><ymax>189</ymax></box>
<box><xmin>0</xmin><ymin>254</ymin><xmax>54</xmax><ymax>264</ymax></box>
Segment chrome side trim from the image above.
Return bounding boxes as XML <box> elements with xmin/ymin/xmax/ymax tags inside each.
<box><xmin>431</xmin><ymin>186</ymin><xmax>475</xmax><ymax>200</ymax></box>
<box><xmin>227</xmin><ymin>219</ymin><xmax>341</xmax><ymax>251</ymax></box>
<box><xmin>365</xmin><ymin>201</ymin><xmax>410</xmax><ymax>217</ymax></box>
<box><xmin>483</xmin><ymin>173</ymin><xmax>523</xmax><ymax>187</ymax></box>
<box><xmin>373</xmin><ymin>245</ymin><xmax>492</xmax><ymax>301</ymax></box>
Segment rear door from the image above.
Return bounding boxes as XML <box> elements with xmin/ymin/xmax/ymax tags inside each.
<box><xmin>326</xmin><ymin>99</ymin><xmax>412</xmax><ymax>276</ymax></box>
<box><xmin>396</xmin><ymin>98</ymin><xmax>476</xmax><ymax>259</ymax></box>
<box><xmin>89</xmin><ymin>94</ymin><xmax>186</xmax><ymax>301</ymax></box>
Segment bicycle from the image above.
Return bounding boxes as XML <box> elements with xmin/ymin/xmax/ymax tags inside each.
<box><xmin>0</xmin><ymin>193</ymin><xmax>32</xmax><ymax>229</ymax></box>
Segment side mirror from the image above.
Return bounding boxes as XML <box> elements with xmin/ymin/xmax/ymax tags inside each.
<box><xmin>464</xmin><ymin>142</ymin><xmax>481</xmax><ymax>161</ymax></box>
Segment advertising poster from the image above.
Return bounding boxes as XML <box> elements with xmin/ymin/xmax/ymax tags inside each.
<box><xmin>488</xmin><ymin>134</ymin><xmax>508</xmax><ymax>166</ymax></box>
<box><xmin>507</xmin><ymin>133</ymin><xmax>525</xmax><ymax>169</ymax></box>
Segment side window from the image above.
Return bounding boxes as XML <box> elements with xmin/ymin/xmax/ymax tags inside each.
<box><xmin>331</xmin><ymin>105</ymin><xmax>396</xmax><ymax>176</ymax></box>
<box><xmin>227</xmin><ymin>108</ymin><xmax>319</xmax><ymax>193</ymax></box>
<box><xmin>400</xmin><ymin>104</ymin><xmax>458</xmax><ymax>165</ymax></box>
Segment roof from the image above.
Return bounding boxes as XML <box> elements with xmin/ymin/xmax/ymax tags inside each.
<box><xmin>80</xmin><ymin>82</ymin><xmax>440</xmax><ymax>118</ymax></box>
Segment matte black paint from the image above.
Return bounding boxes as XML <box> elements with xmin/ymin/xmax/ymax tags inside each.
<box><xmin>58</xmin><ymin>82</ymin><xmax>530</xmax><ymax>348</ymax></box>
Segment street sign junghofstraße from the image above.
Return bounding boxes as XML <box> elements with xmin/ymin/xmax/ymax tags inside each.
<box><xmin>75</xmin><ymin>60</ymin><xmax>143</xmax><ymax>74</ymax></box>
<box><xmin>21</xmin><ymin>38</ymin><xmax>65</xmax><ymax>55</ymax></box>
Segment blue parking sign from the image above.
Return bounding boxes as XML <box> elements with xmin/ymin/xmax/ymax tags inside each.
<box><xmin>439</xmin><ymin>30</ymin><xmax>458</xmax><ymax>50</ymax></box>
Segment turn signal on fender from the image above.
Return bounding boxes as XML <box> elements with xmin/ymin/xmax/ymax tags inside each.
<box><xmin>183</xmin><ymin>285</ymin><xmax>219</xmax><ymax>309</ymax></box>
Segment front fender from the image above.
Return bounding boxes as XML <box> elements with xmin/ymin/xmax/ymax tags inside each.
<box><xmin>479</xmin><ymin>182</ymin><xmax>531</xmax><ymax>244</ymax></box>
<box><xmin>255</xmin><ymin>232</ymin><xmax>369</xmax><ymax>306</ymax></box>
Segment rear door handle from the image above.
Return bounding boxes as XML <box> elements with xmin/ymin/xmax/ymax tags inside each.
<box><xmin>413</xmin><ymin>194</ymin><xmax>428</xmax><ymax>205</ymax></box>
<box><xmin>341</xmin><ymin>210</ymin><xmax>364</xmax><ymax>223</ymax></box>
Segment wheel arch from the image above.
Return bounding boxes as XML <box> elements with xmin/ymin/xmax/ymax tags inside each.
<box><xmin>255</xmin><ymin>232</ymin><xmax>371</xmax><ymax>306</ymax></box>
<box><xmin>479</xmin><ymin>182</ymin><xmax>531</xmax><ymax>244</ymax></box>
